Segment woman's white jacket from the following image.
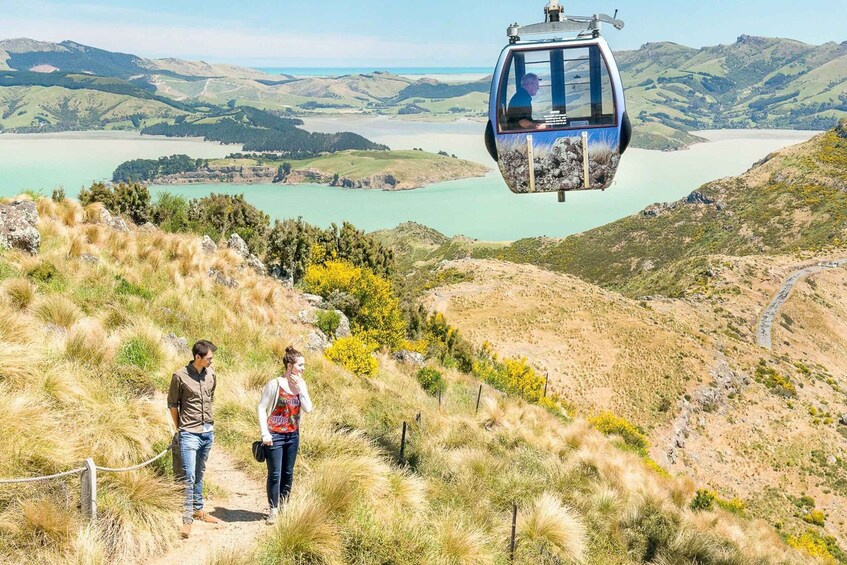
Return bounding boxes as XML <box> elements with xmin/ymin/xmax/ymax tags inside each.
<box><xmin>257</xmin><ymin>376</ymin><xmax>313</xmax><ymax>443</ymax></box>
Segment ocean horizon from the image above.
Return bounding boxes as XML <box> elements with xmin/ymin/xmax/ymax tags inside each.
<box><xmin>254</xmin><ymin>66</ymin><xmax>491</xmax><ymax>77</ymax></box>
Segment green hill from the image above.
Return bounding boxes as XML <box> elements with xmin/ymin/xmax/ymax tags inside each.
<box><xmin>619</xmin><ymin>36</ymin><xmax>847</xmax><ymax>149</ymax></box>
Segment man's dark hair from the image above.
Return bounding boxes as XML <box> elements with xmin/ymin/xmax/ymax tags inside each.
<box><xmin>192</xmin><ymin>339</ymin><xmax>217</xmax><ymax>359</ymax></box>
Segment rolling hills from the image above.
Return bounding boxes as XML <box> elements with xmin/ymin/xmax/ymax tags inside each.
<box><xmin>3</xmin><ymin>36</ymin><xmax>846</xmax><ymax>149</ymax></box>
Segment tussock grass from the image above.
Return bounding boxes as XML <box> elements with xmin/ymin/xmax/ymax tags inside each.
<box><xmin>97</xmin><ymin>470</ymin><xmax>179</xmax><ymax>563</ymax></box>
<box><xmin>262</xmin><ymin>494</ymin><xmax>342</xmax><ymax>565</ymax></box>
<box><xmin>0</xmin><ymin>386</ymin><xmax>74</xmax><ymax>479</ymax></box>
<box><xmin>64</xmin><ymin>319</ymin><xmax>113</xmax><ymax>367</ymax></box>
<box><xmin>0</xmin><ymin>304</ymin><xmax>35</xmax><ymax>343</ymax></box>
<box><xmin>311</xmin><ymin>455</ymin><xmax>391</xmax><ymax>517</ymax></box>
<box><xmin>33</xmin><ymin>294</ymin><xmax>82</xmax><ymax>328</ymax></box>
<box><xmin>432</xmin><ymin>514</ymin><xmax>493</xmax><ymax>565</ymax></box>
<box><xmin>21</xmin><ymin>497</ymin><xmax>79</xmax><ymax>550</ymax></box>
<box><xmin>116</xmin><ymin>323</ymin><xmax>165</xmax><ymax>373</ymax></box>
<box><xmin>516</xmin><ymin>492</ymin><xmax>587</xmax><ymax>563</ymax></box>
<box><xmin>0</xmin><ymin>341</ymin><xmax>43</xmax><ymax>388</ymax></box>
<box><xmin>58</xmin><ymin>199</ymin><xmax>84</xmax><ymax>227</ymax></box>
<box><xmin>3</xmin><ymin>277</ymin><xmax>36</xmax><ymax>309</ymax></box>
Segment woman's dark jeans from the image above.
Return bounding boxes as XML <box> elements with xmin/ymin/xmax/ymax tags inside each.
<box><xmin>265</xmin><ymin>431</ymin><xmax>299</xmax><ymax>509</ymax></box>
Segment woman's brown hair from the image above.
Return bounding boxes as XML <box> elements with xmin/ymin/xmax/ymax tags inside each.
<box><xmin>283</xmin><ymin>345</ymin><xmax>303</xmax><ymax>369</ymax></box>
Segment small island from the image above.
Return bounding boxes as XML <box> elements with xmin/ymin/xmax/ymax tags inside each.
<box><xmin>112</xmin><ymin>150</ymin><xmax>489</xmax><ymax>190</ymax></box>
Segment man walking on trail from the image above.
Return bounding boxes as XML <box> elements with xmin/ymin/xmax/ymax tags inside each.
<box><xmin>168</xmin><ymin>339</ymin><xmax>223</xmax><ymax>539</ymax></box>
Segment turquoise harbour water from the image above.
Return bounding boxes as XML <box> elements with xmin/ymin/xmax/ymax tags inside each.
<box><xmin>0</xmin><ymin>124</ymin><xmax>816</xmax><ymax>241</ymax></box>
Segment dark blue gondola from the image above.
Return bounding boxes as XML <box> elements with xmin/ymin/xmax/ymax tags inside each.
<box><xmin>485</xmin><ymin>1</ymin><xmax>631</xmax><ymax>201</ymax></box>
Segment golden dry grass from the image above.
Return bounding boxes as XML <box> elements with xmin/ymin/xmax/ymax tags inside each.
<box><xmin>3</xmin><ymin>277</ymin><xmax>36</xmax><ymax>309</ymax></box>
<box><xmin>33</xmin><ymin>294</ymin><xmax>82</xmax><ymax>328</ymax></box>
<box><xmin>516</xmin><ymin>492</ymin><xmax>587</xmax><ymax>562</ymax></box>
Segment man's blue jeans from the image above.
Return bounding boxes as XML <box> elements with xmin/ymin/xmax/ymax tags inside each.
<box><xmin>179</xmin><ymin>430</ymin><xmax>214</xmax><ymax>524</ymax></box>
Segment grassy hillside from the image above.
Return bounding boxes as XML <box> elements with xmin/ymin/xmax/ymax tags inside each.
<box><xmin>0</xmin><ymin>85</ymin><xmax>188</xmax><ymax>131</ymax></box>
<box><xmin>480</xmin><ymin>119</ymin><xmax>847</xmax><ymax>298</ymax></box>
<box><xmin>0</xmin><ymin>197</ymin><xmax>828</xmax><ymax>564</ymax></box>
<box><xmin>618</xmin><ymin>37</ymin><xmax>847</xmax><ymax>149</ymax></box>
<box><xmin>416</xmin><ymin>254</ymin><xmax>847</xmax><ymax>560</ymax></box>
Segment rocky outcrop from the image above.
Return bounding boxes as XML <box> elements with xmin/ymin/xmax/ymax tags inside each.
<box><xmin>201</xmin><ymin>235</ymin><xmax>217</xmax><ymax>254</ymax></box>
<box><xmin>837</xmin><ymin>118</ymin><xmax>847</xmax><ymax>139</ymax></box>
<box><xmin>393</xmin><ymin>350</ymin><xmax>425</xmax><ymax>367</ymax></box>
<box><xmin>207</xmin><ymin>268</ymin><xmax>238</xmax><ymax>288</ymax></box>
<box><xmin>163</xmin><ymin>333</ymin><xmax>190</xmax><ymax>354</ymax></box>
<box><xmin>666</xmin><ymin>355</ymin><xmax>749</xmax><ymax>465</ymax></box>
<box><xmin>227</xmin><ymin>233</ymin><xmax>250</xmax><ymax>258</ymax></box>
<box><xmin>0</xmin><ymin>200</ymin><xmax>40</xmax><ymax>254</ymax></box>
<box><xmin>306</xmin><ymin>330</ymin><xmax>330</xmax><ymax>351</ymax></box>
<box><xmin>97</xmin><ymin>208</ymin><xmax>129</xmax><ymax>232</ymax></box>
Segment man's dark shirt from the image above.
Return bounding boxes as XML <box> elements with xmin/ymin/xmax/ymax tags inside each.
<box><xmin>506</xmin><ymin>87</ymin><xmax>533</xmax><ymax>130</ymax></box>
<box><xmin>168</xmin><ymin>362</ymin><xmax>216</xmax><ymax>433</ymax></box>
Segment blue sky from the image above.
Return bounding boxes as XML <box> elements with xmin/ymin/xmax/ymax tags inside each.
<box><xmin>4</xmin><ymin>0</ymin><xmax>846</xmax><ymax>67</ymax></box>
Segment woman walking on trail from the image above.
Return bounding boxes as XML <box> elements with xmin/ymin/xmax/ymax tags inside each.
<box><xmin>257</xmin><ymin>346</ymin><xmax>313</xmax><ymax>525</ymax></box>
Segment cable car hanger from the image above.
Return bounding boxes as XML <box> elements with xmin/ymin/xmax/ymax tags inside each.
<box><xmin>485</xmin><ymin>1</ymin><xmax>630</xmax><ymax>203</ymax></box>
<box><xmin>507</xmin><ymin>2</ymin><xmax>623</xmax><ymax>44</ymax></box>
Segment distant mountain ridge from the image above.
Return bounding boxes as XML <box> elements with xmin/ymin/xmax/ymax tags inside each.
<box><xmin>1</xmin><ymin>36</ymin><xmax>846</xmax><ymax>149</ymax></box>
<box><xmin>618</xmin><ymin>35</ymin><xmax>847</xmax><ymax>148</ymax></box>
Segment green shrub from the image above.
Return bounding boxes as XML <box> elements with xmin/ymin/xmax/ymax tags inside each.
<box><xmin>51</xmin><ymin>188</ymin><xmax>65</xmax><ymax>202</ymax></box>
<box><xmin>79</xmin><ymin>181</ymin><xmax>152</xmax><ymax>225</ymax></box>
<box><xmin>786</xmin><ymin>530</ymin><xmax>837</xmax><ymax>561</ymax></box>
<box><xmin>755</xmin><ymin>360</ymin><xmax>797</xmax><ymax>397</ymax></box>
<box><xmin>303</xmin><ymin>261</ymin><xmax>405</xmax><ymax>350</ymax></box>
<box><xmin>151</xmin><ymin>191</ymin><xmax>191</xmax><ymax>233</ymax></box>
<box><xmin>113</xmin><ymin>182</ymin><xmax>151</xmax><ymax>224</ymax></box>
<box><xmin>26</xmin><ymin>261</ymin><xmax>61</xmax><ymax>285</ymax></box>
<box><xmin>117</xmin><ymin>335</ymin><xmax>164</xmax><ymax>373</ymax></box>
<box><xmin>589</xmin><ymin>411</ymin><xmax>649</xmax><ymax>452</ymax></box>
<box><xmin>690</xmin><ymin>489</ymin><xmax>716</xmax><ymax>511</ymax></box>
<box><xmin>315</xmin><ymin>309</ymin><xmax>341</xmax><ymax>338</ymax></box>
<box><xmin>324</xmin><ymin>336</ymin><xmax>378</xmax><ymax>377</ymax></box>
<box><xmin>188</xmin><ymin>193</ymin><xmax>270</xmax><ymax>255</ymax></box>
<box><xmin>416</xmin><ymin>367</ymin><xmax>445</xmax><ymax>396</ymax></box>
<box><xmin>79</xmin><ymin>181</ymin><xmax>115</xmax><ymax>209</ymax></box>
<box><xmin>715</xmin><ymin>496</ymin><xmax>745</xmax><ymax>515</ymax></box>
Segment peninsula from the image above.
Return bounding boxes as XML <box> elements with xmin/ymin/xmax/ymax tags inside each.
<box><xmin>112</xmin><ymin>151</ymin><xmax>489</xmax><ymax>190</ymax></box>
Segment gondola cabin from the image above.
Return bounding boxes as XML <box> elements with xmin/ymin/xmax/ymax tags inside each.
<box><xmin>485</xmin><ymin>8</ymin><xmax>631</xmax><ymax>200</ymax></box>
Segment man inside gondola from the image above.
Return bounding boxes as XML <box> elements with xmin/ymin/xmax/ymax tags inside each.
<box><xmin>506</xmin><ymin>73</ymin><xmax>547</xmax><ymax>130</ymax></box>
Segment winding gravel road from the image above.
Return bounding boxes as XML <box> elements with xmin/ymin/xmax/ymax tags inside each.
<box><xmin>756</xmin><ymin>259</ymin><xmax>847</xmax><ymax>349</ymax></box>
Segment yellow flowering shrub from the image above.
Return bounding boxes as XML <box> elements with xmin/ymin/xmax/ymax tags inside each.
<box><xmin>304</xmin><ymin>261</ymin><xmax>406</xmax><ymax>350</ymax></box>
<box><xmin>589</xmin><ymin>411</ymin><xmax>648</xmax><ymax>452</ymax></box>
<box><xmin>324</xmin><ymin>336</ymin><xmax>378</xmax><ymax>377</ymax></box>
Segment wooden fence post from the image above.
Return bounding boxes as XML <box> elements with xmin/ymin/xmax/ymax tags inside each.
<box><xmin>399</xmin><ymin>421</ymin><xmax>407</xmax><ymax>461</ymax></box>
<box><xmin>509</xmin><ymin>502</ymin><xmax>518</xmax><ymax>561</ymax></box>
<box><xmin>80</xmin><ymin>458</ymin><xmax>97</xmax><ymax>522</ymax></box>
<box><xmin>475</xmin><ymin>384</ymin><xmax>483</xmax><ymax>414</ymax></box>
<box><xmin>543</xmin><ymin>372</ymin><xmax>549</xmax><ymax>398</ymax></box>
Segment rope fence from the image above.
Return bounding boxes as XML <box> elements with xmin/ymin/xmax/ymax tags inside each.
<box><xmin>0</xmin><ymin>466</ymin><xmax>86</xmax><ymax>484</ymax></box>
<box><xmin>1</xmin><ymin>409</ymin><xmax>175</xmax><ymax>523</ymax></box>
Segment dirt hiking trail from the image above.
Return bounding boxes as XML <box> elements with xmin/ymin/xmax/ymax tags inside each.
<box><xmin>148</xmin><ymin>447</ymin><xmax>268</xmax><ymax>565</ymax></box>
